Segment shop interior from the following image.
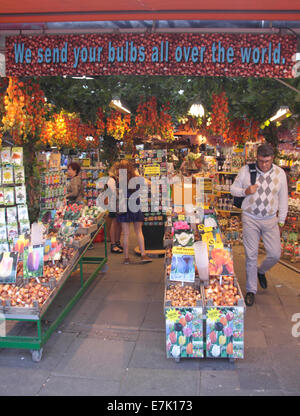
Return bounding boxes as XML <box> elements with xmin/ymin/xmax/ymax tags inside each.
<box><xmin>0</xmin><ymin>68</ymin><xmax>299</xmax><ymax>362</ymax></box>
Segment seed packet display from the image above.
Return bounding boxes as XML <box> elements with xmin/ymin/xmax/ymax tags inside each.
<box><xmin>15</xmin><ymin>185</ymin><xmax>26</xmax><ymax>204</ymax></box>
<box><xmin>19</xmin><ymin>221</ymin><xmax>30</xmax><ymax>235</ymax></box>
<box><xmin>3</xmin><ymin>187</ymin><xmax>15</xmax><ymax>205</ymax></box>
<box><xmin>14</xmin><ymin>166</ymin><xmax>25</xmax><ymax>184</ymax></box>
<box><xmin>6</xmin><ymin>206</ymin><xmax>18</xmax><ymax>244</ymax></box>
<box><xmin>0</xmin><ymin>242</ymin><xmax>9</xmax><ymax>254</ymax></box>
<box><xmin>11</xmin><ymin>147</ymin><xmax>23</xmax><ymax>166</ymax></box>
<box><xmin>6</xmin><ymin>206</ymin><xmax>17</xmax><ymax>224</ymax></box>
<box><xmin>0</xmin><ymin>226</ymin><xmax>7</xmax><ymax>242</ymax></box>
<box><xmin>17</xmin><ymin>205</ymin><xmax>29</xmax><ymax>222</ymax></box>
<box><xmin>0</xmin><ymin>252</ymin><xmax>19</xmax><ymax>283</ymax></box>
<box><xmin>17</xmin><ymin>205</ymin><xmax>30</xmax><ymax>235</ymax></box>
<box><xmin>2</xmin><ymin>166</ymin><xmax>14</xmax><ymax>185</ymax></box>
<box><xmin>1</xmin><ymin>147</ymin><xmax>11</xmax><ymax>165</ymax></box>
<box><xmin>0</xmin><ymin>208</ymin><xmax>5</xmax><ymax>227</ymax></box>
<box><xmin>7</xmin><ymin>224</ymin><xmax>18</xmax><ymax>245</ymax></box>
<box><xmin>23</xmin><ymin>244</ymin><xmax>44</xmax><ymax>279</ymax></box>
<box><xmin>0</xmin><ymin>188</ymin><xmax>4</xmax><ymax>205</ymax></box>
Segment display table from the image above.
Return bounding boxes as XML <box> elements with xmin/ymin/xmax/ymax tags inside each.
<box><xmin>0</xmin><ymin>218</ymin><xmax>107</xmax><ymax>362</ymax></box>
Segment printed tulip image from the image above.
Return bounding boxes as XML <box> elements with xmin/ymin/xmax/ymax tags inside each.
<box><xmin>178</xmin><ymin>335</ymin><xmax>186</xmax><ymax>346</ymax></box>
<box><xmin>169</xmin><ymin>331</ymin><xmax>177</xmax><ymax>344</ymax></box>
<box><xmin>0</xmin><ymin>252</ymin><xmax>18</xmax><ymax>283</ymax></box>
<box><xmin>209</xmin><ymin>331</ymin><xmax>217</xmax><ymax>343</ymax></box>
<box><xmin>170</xmin><ymin>254</ymin><xmax>195</xmax><ymax>282</ymax></box>
<box><xmin>0</xmin><ymin>254</ymin><xmax>14</xmax><ymax>278</ymax></box>
<box><xmin>209</xmin><ymin>247</ymin><xmax>234</xmax><ymax>276</ymax></box>
<box><xmin>23</xmin><ymin>245</ymin><xmax>44</xmax><ymax>279</ymax></box>
<box><xmin>186</xmin><ymin>342</ymin><xmax>193</xmax><ymax>355</ymax></box>
<box><xmin>219</xmin><ymin>335</ymin><xmax>226</xmax><ymax>345</ymax></box>
<box><xmin>27</xmin><ymin>249</ymin><xmax>40</xmax><ymax>272</ymax></box>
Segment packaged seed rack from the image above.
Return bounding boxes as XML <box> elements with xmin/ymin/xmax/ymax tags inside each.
<box><xmin>0</xmin><ymin>147</ymin><xmax>30</xmax><ymax>250</ymax></box>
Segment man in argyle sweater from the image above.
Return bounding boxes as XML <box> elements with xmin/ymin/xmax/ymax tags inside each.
<box><xmin>230</xmin><ymin>143</ymin><xmax>288</xmax><ymax>306</ymax></box>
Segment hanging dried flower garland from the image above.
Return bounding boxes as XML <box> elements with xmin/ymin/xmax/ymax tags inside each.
<box><xmin>106</xmin><ymin>110</ymin><xmax>131</xmax><ymax>141</ymax></box>
<box><xmin>1</xmin><ymin>77</ymin><xmax>46</xmax><ymax>144</ymax></box>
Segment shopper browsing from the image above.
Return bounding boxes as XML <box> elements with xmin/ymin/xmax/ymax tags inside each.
<box><xmin>116</xmin><ymin>160</ymin><xmax>152</xmax><ymax>265</ymax></box>
<box><xmin>107</xmin><ymin>162</ymin><xmax>123</xmax><ymax>254</ymax></box>
<box><xmin>230</xmin><ymin>143</ymin><xmax>288</xmax><ymax>307</ymax></box>
<box><xmin>66</xmin><ymin>162</ymin><xmax>84</xmax><ymax>204</ymax></box>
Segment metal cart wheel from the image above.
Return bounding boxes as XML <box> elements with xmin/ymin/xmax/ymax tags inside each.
<box><xmin>175</xmin><ymin>357</ymin><xmax>181</xmax><ymax>363</ymax></box>
<box><xmin>229</xmin><ymin>357</ymin><xmax>235</xmax><ymax>363</ymax></box>
<box><xmin>101</xmin><ymin>263</ymin><xmax>108</xmax><ymax>273</ymax></box>
<box><xmin>30</xmin><ymin>348</ymin><xmax>43</xmax><ymax>362</ymax></box>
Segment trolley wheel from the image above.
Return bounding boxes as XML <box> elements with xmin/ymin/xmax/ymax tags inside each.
<box><xmin>175</xmin><ymin>357</ymin><xmax>181</xmax><ymax>363</ymax></box>
<box><xmin>30</xmin><ymin>348</ymin><xmax>43</xmax><ymax>362</ymax></box>
<box><xmin>229</xmin><ymin>357</ymin><xmax>235</xmax><ymax>363</ymax></box>
<box><xmin>101</xmin><ymin>263</ymin><xmax>108</xmax><ymax>273</ymax></box>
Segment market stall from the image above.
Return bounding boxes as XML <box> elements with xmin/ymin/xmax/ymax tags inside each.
<box><xmin>0</xmin><ymin>147</ymin><xmax>108</xmax><ymax>361</ymax></box>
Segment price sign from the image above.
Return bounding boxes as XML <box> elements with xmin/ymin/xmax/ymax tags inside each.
<box><xmin>172</xmin><ymin>246</ymin><xmax>195</xmax><ymax>255</ymax></box>
<box><xmin>82</xmin><ymin>158</ymin><xmax>91</xmax><ymax>167</ymax></box>
<box><xmin>144</xmin><ymin>165</ymin><xmax>161</xmax><ymax>176</ymax></box>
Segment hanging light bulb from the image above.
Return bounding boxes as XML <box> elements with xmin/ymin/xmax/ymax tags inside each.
<box><xmin>188</xmin><ymin>102</ymin><xmax>205</xmax><ymax>117</ymax></box>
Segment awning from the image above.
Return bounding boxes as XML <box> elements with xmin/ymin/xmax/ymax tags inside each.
<box><xmin>0</xmin><ymin>0</ymin><xmax>300</xmax><ymax>23</ymax></box>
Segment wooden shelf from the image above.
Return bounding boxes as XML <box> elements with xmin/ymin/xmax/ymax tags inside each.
<box><xmin>215</xmin><ymin>171</ymin><xmax>238</xmax><ymax>175</ymax></box>
<box><xmin>216</xmin><ymin>209</ymin><xmax>242</xmax><ymax>214</ymax></box>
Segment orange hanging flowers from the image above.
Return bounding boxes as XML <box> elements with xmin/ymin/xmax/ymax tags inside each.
<box><xmin>106</xmin><ymin>110</ymin><xmax>131</xmax><ymax>141</ymax></box>
<box><xmin>1</xmin><ymin>77</ymin><xmax>46</xmax><ymax>143</ymax></box>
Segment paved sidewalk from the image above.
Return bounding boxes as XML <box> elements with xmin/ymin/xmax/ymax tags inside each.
<box><xmin>0</xmin><ymin>233</ymin><xmax>299</xmax><ymax>396</ymax></box>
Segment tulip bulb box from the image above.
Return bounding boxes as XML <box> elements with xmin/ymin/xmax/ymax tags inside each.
<box><xmin>164</xmin><ymin>281</ymin><xmax>204</xmax><ymax>359</ymax></box>
<box><xmin>205</xmin><ymin>306</ymin><xmax>244</xmax><ymax>359</ymax></box>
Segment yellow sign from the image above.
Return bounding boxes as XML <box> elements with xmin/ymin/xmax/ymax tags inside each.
<box><xmin>166</xmin><ymin>308</ymin><xmax>180</xmax><ymax>322</ymax></box>
<box><xmin>206</xmin><ymin>308</ymin><xmax>221</xmax><ymax>323</ymax></box>
<box><xmin>172</xmin><ymin>246</ymin><xmax>195</xmax><ymax>255</ymax></box>
<box><xmin>296</xmin><ymin>181</ymin><xmax>300</xmax><ymax>193</ymax></box>
<box><xmin>144</xmin><ymin>165</ymin><xmax>161</xmax><ymax>176</ymax></box>
<box><xmin>82</xmin><ymin>158</ymin><xmax>91</xmax><ymax>167</ymax></box>
<box><xmin>178</xmin><ymin>215</ymin><xmax>185</xmax><ymax>221</ymax></box>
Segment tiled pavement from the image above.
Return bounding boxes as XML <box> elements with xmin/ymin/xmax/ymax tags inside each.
<box><xmin>0</xmin><ymin>231</ymin><xmax>299</xmax><ymax>396</ymax></box>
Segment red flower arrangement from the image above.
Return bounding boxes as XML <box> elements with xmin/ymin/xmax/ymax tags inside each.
<box><xmin>95</xmin><ymin>107</ymin><xmax>106</xmax><ymax>137</ymax></box>
<box><xmin>133</xmin><ymin>96</ymin><xmax>174</xmax><ymax>141</ymax></box>
<box><xmin>210</xmin><ymin>91</ymin><xmax>230</xmax><ymax>139</ymax></box>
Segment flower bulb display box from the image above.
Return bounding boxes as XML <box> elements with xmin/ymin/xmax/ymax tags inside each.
<box><xmin>164</xmin><ymin>280</ymin><xmax>204</xmax><ymax>360</ymax></box>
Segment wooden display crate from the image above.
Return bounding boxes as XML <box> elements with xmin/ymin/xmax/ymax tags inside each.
<box><xmin>77</xmin><ymin>224</ymin><xmax>97</xmax><ymax>235</ymax></box>
<box><xmin>70</xmin><ymin>234</ymin><xmax>91</xmax><ymax>248</ymax></box>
